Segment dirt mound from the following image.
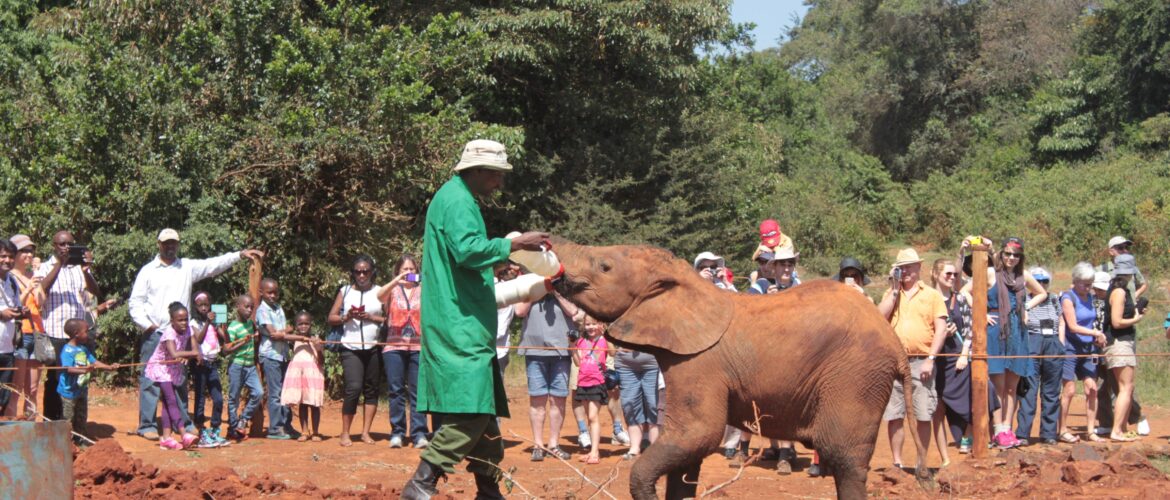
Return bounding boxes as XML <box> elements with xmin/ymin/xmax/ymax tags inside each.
<box><xmin>73</xmin><ymin>439</ymin><xmax>408</xmax><ymax>499</ymax></box>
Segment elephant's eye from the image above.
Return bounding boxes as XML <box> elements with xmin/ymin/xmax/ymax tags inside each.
<box><xmin>599</xmin><ymin>261</ymin><xmax>612</xmax><ymax>273</ymax></box>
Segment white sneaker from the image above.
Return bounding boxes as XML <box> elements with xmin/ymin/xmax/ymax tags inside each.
<box><xmin>413</xmin><ymin>437</ymin><xmax>429</xmax><ymax>449</ymax></box>
<box><xmin>613</xmin><ymin>430</ymin><xmax>631</xmax><ymax>446</ymax></box>
<box><xmin>1094</xmin><ymin>426</ymin><xmax>1110</xmax><ymax>436</ymax></box>
<box><xmin>389</xmin><ymin>436</ymin><xmax>404</xmax><ymax>448</ymax></box>
<box><xmin>578</xmin><ymin>431</ymin><xmax>592</xmax><ymax>449</ymax></box>
<box><xmin>1138</xmin><ymin>418</ymin><xmax>1151</xmax><ymax>436</ymax></box>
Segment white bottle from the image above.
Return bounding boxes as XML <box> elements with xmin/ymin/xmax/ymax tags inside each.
<box><xmin>495</xmin><ymin>273</ymin><xmax>552</xmax><ymax>308</ymax></box>
<box><xmin>505</xmin><ymin>231</ymin><xmax>562</xmax><ymax>277</ymax></box>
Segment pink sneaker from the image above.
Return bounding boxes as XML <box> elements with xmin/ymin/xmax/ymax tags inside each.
<box><xmin>994</xmin><ymin>431</ymin><xmax>1017</xmax><ymax>449</ymax></box>
<box><xmin>180</xmin><ymin>433</ymin><xmax>200</xmax><ymax>448</ymax></box>
<box><xmin>159</xmin><ymin>437</ymin><xmax>183</xmax><ymax>450</ymax></box>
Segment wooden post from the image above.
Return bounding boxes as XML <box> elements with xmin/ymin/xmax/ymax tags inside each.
<box><xmin>247</xmin><ymin>254</ymin><xmax>266</xmax><ymax>437</ymax></box>
<box><xmin>970</xmin><ymin>243</ymin><xmax>990</xmax><ymax>459</ymax></box>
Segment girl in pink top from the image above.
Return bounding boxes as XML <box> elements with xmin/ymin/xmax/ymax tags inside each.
<box><xmin>146</xmin><ymin>302</ymin><xmax>201</xmax><ymax>450</ymax></box>
<box><xmin>573</xmin><ymin>316</ymin><xmax>612</xmax><ymax>464</ymax></box>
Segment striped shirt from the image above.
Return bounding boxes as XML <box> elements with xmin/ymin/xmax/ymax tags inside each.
<box><xmin>1026</xmin><ymin>293</ymin><xmax>1062</xmax><ymax>335</ymax></box>
<box><xmin>227</xmin><ymin>320</ymin><xmax>256</xmax><ymax>366</ymax></box>
<box><xmin>34</xmin><ymin>256</ymin><xmax>89</xmax><ymax>339</ymax></box>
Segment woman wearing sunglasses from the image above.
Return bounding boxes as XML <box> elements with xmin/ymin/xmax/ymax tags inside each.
<box><xmin>327</xmin><ymin>255</ymin><xmax>387</xmax><ymax>447</ymax></box>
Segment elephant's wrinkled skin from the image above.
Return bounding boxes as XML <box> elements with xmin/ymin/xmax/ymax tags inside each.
<box><xmin>553</xmin><ymin>242</ymin><xmax>923</xmax><ymax>500</ymax></box>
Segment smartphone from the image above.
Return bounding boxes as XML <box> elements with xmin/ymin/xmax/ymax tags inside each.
<box><xmin>892</xmin><ymin>267</ymin><xmax>903</xmax><ymax>282</ymax></box>
<box><xmin>211</xmin><ymin>304</ymin><xmax>228</xmax><ymax>324</ymax></box>
<box><xmin>1136</xmin><ymin>297</ymin><xmax>1149</xmax><ymax>314</ymax></box>
<box><xmin>844</xmin><ymin>277</ymin><xmax>856</xmax><ymax>286</ymax></box>
<box><xmin>67</xmin><ymin>245</ymin><xmax>88</xmax><ymax>265</ymax></box>
<box><xmin>405</xmin><ymin>273</ymin><xmax>420</xmax><ymax>283</ymax></box>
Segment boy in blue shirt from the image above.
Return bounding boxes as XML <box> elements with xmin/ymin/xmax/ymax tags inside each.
<box><xmin>60</xmin><ymin>318</ymin><xmax>112</xmax><ymax>443</ymax></box>
<box><xmin>255</xmin><ymin>278</ymin><xmax>312</xmax><ymax>439</ymax></box>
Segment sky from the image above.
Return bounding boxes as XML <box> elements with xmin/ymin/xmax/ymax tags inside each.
<box><xmin>731</xmin><ymin>0</ymin><xmax>810</xmax><ymax>50</ymax></box>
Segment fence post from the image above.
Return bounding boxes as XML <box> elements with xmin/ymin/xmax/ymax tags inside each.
<box><xmin>971</xmin><ymin>242</ymin><xmax>990</xmax><ymax>459</ymax></box>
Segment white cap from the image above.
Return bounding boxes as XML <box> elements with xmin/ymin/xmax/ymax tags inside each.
<box><xmin>1092</xmin><ymin>271</ymin><xmax>1111</xmax><ymax>291</ymax></box>
<box><xmin>453</xmin><ymin>139</ymin><xmax>512</xmax><ymax>172</ymax></box>
<box><xmin>692</xmin><ymin>252</ymin><xmax>725</xmax><ymax>269</ymax></box>
<box><xmin>157</xmin><ymin>228</ymin><xmax>180</xmax><ymax>242</ymax></box>
<box><xmin>1107</xmin><ymin>236</ymin><xmax>1132</xmax><ymax>249</ymax></box>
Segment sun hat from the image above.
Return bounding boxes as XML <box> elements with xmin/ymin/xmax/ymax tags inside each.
<box><xmin>692</xmin><ymin>251</ymin><xmax>726</xmax><ymax>270</ymax></box>
<box><xmin>1092</xmin><ymin>271</ymin><xmax>1111</xmax><ymax>291</ymax></box>
<box><xmin>9</xmin><ymin>234</ymin><xmax>34</xmax><ymax>251</ymax></box>
<box><xmin>832</xmin><ymin>257</ymin><xmax>871</xmax><ymax>285</ymax></box>
<box><xmin>892</xmin><ymin>248</ymin><xmax>923</xmax><ymax>268</ymax></box>
<box><xmin>757</xmin><ymin>251</ymin><xmax>776</xmax><ymax>262</ymax></box>
<box><xmin>771</xmin><ymin>247</ymin><xmax>799</xmax><ymax>262</ymax></box>
<box><xmin>1112</xmin><ymin>254</ymin><xmax>1138</xmax><ymax>276</ymax></box>
<box><xmin>758</xmin><ymin>219</ymin><xmax>782</xmax><ymax>247</ymax></box>
<box><xmin>1107</xmin><ymin>236</ymin><xmax>1132</xmax><ymax>249</ymax></box>
<box><xmin>1031</xmin><ymin>267</ymin><xmax>1051</xmax><ymax>282</ymax></box>
<box><xmin>453</xmin><ymin>139</ymin><xmax>512</xmax><ymax>172</ymax></box>
<box><xmin>157</xmin><ymin>228</ymin><xmax>180</xmax><ymax>242</ymax></box>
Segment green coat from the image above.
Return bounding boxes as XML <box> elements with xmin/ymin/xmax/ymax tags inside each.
<box><xmin>417</xmin><ymin>176</ymin><xmax>512</xmax><ymax>417</ymax></box>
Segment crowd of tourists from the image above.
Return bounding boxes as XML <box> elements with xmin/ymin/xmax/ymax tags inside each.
<box><xmin>0</xmin><ymin>201</ymin><xmax>1164</xmax><ymax>485</ymax></box>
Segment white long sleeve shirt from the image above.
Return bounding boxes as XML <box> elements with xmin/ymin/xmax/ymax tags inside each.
<box><xmin>128</xmin><ymin>252</ymin><xmax>241</xmax><ymax>333</ymax></box>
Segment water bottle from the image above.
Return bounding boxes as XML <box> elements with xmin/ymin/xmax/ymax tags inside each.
<box><xmin>495</xmin><ymin>273</ymin><xmax>553</xmax><ymax>308</ymax></box>
<box><xmin>506</xmin><ymin>231</ymin><xmax>562</xmax><ymax>277</ymax></box>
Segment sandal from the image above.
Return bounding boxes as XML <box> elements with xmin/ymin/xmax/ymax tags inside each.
<box><xmin>622</xmin><ymin>451</ymin><xmax>639</xmax><ymax>460</ymax></box>
<box><xmin>1110</xmin><ymin>433</ymin><xmax>1138</xmax><ymax>443</ymax></box>
<box><xmin>340</xmin><ymin>437</ymin><xmax>353</xmax><ymax>447</ymax></box>
<box><xmin>361</xmin><ymin>435</ymin><xmax>376</xmax><ymax>445</ymax></box>
<box><xmin>1059</xmin><ymin>432</ymin><xmax>1080</xmax><ymax>444</ymax></box>
<box><xmin>1087</xmin><ymin>434</ymin><xmax>1106</xmax><ymax>443</ymax></box>
<box><xmin>311</xmin><ymin>434</ymin><xmax>323</xmax><ymax>442</ymax></box>
<box><xmin>579</xmin><ymin>455</ymin><xmax>600</xmax><ymax>465</ymax></box>
<box><xmin>296</xmin><ymin>434</ymin><xmax>309</xmax><ymax>442</ymax></box>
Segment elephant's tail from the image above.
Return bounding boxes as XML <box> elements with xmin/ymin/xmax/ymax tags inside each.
<box><xmin>899</xmin><ymin>356</ymin><xmax>929</xmax><ymax>481</ymax></box>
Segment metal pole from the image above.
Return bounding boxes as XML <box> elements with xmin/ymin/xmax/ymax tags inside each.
<box><xmin>971</xmin><ymin>243</ymin><xmax>990</xmax><ymax>459</ymax></box>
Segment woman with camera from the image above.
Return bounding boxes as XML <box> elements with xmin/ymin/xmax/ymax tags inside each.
<box><xmin>327</xmin><ymin>255</ymin><xmax>386</xmax><ymax>447</ymax></box>
<box><xmin>376</xmin><ymin>254</ymin><xmax>429</xmax><ymax>449</ymax></box>
<box><xmin>5</xmin><ymin>235</ymin><xmax>43</xmax><ymax>419</ymax></box>
<box><xmin>1102</xmin><ymin>254</ymin><xmax>1145</xmax><ymax>442</ymax></box>
<box><xmin>1015</xmin><ymin>267</ymin><xmax>1065</xmax><ymax>445</ymax></box>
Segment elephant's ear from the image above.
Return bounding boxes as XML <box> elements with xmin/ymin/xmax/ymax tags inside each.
<box><xmin>607</xmin><ymin>278</ymin><xmax>733</xmax><ymax>355</ymax></box>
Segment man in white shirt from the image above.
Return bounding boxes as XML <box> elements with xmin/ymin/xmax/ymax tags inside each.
<box><xmin>36</xmin><ymin>231</ymin><xmax>100</xmax><ymax>420</ymax></box>
<box><xmin>128</xmin><ymin>228</ymin><xmax>261</xmax><ymax>440</ymax></box>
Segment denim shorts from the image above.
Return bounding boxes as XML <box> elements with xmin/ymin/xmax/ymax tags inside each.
<box><xmin>526</xmin><ymin>356</ymin><xmax>571</xmax><ymax>398</ymax></box>
<box><xmin>13</xmin><ymin>333</ymin><xmax>34</xmax><ymax>361</ymax></box>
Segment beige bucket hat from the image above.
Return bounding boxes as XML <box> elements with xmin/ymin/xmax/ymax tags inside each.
<box><xmin>892</xmin><ymin>248</ymin><xmax>923</xmax><ymax>267</ymax></box>
<box><xmin>454</xmin><ymin>139</ymin><xmax>512</xmax><ymax>172</ymax></box>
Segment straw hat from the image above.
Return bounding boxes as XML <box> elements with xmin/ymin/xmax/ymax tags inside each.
<box><xmin>692</xmin><ymin>252</ymin><xmax>725</xmax><ymax>269</ymax></box>
<box><xmin>772</xmin><ymin>247</ymin><xmax>799</xmax><ymax>261</ymax></box>
<box><xmin>453</xmin><ymin>139</ymin><xmax>512</xmax><ymax>172</ymax></box>
<box><xmin>892</xmin><ymin>248</ymin><xmax>923</xmax><ymax>267</ymax></box>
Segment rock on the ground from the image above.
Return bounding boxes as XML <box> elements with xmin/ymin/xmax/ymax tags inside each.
<box><xmin>1062</xmin><ymin>461</ymin><xmax>1112</xmax><ymax>485</ymax></box>
<box><xmin>1068</xmin><ymin>443</ymin><xmax>1105</xmax><ymax>462</ymax></box>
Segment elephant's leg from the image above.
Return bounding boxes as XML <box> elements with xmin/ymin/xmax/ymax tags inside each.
<box><xmin>828</xmin><ymin>453</ymin><xmax>868</xmax><ymax>500</ymax></box>
<box><xmin>665</xmin><ymin>461</ymin><xmax>702</xmax><ymax>500</ymax></box>
<box><xmin>629</xmin><ymin>390</ymin><xmax>723</xmax><ymax>500</ymax></box>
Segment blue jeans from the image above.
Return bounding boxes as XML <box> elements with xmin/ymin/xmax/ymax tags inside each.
<box><xmin>227</xmin><ymin>363</ymin><xmax>264</xmax><ymax>430</ymax></box>
<box><xmin>383</xmin><ymin>350</ymin><xmax>428</xmax><ymax>441</ymax></box>
<box><xmin>260</xmin><ymin>357</ymin><xmax>292</xmax><ymax>435</ymax></box>
<box><xmin>137</xmin><ymin>330</ymin><xmax>194</xmax><ymax>435</ymax></box>
<box><xmin>1017</xmin><ymin>333</ymin><xmax>1063</xmax><ymax>441</ymax></box>
<box><xmin>618</xmin><ymin>366</ymin><xmax>660</xmax><ymax>425</ymax></box>
<box><xmin>525</xmin><ymin>356</ymin><xmax>571</xmax><ymax>398</ymax></box>
<box><xmin>190</xmin><ymin>359</ymin><xmax>224</xmax><ymax>429</ymax></box>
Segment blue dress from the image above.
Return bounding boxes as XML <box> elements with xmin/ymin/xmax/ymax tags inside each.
<box><xmin>986</xmin><ymin>283</ymin><xmax>1033</xmax><ymax>377</ymax></box>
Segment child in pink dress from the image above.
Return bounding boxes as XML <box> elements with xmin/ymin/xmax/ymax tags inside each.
<box><xmin>146</xmin><ymin>302</ymin><xmax>202</xmax><ymax>450</ymax></box>
<box><xmin>280</xmin><ymin>311</ymin><xmax>325</xmax><ymax>441</ymax></box>
<box><xmin>573</xmin><ymin>316</ymin><xmax>612</xmax><ymax>464</ymax></box>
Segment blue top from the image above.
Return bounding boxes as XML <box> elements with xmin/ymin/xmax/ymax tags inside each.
<box><xmin>256</xmin><ymin>301</ymin><xmax>289</xmax><ymax>361</ymax></box>
<box><xmin>58</xmin><ymin>343</ymin><xmax>95</xmax><ymax>399</ymax></box>
<box><xmin>1061</xmin><ymin>290</ymin><xmax>1097</xmax><ymax>345</ymax></box>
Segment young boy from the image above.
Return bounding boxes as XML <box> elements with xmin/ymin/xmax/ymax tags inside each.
<box><xmin>223</xmin><ymin>294</ymin><xmax>263</xmax><ymax>441</ymax></box>
<box><xmin>255</xmin><ymin>278</ymin><xmax>312</xmax><ymax>439</ymax></box>
<box><xmin>59</xmin><ymin>318</ymin><xmax>112</xmax><ymax>443</ymax></box>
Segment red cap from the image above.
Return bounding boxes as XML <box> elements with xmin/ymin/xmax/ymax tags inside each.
<box><xmin>759</xmin><ymin>219</ymin><xmax>782</xmax><ymax>247</ymax></box>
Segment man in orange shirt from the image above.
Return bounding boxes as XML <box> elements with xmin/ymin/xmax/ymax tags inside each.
<box><xmin>877</xmin><ymin>248</ymin><xmax>947</xmax><ymax>469</ymax></box>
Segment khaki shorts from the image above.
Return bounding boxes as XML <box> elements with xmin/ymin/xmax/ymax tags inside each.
<box><xmin>884</xmin><ymin>357</ymin><xmax>937</xmax><ymax>422</ymax></box>
<box><xmin>569</xmin><ymin>362</ymin><xmax>579</xmax><ymax>391</ymax></box>
<box><xmin>1102</xmin><ymin>339</ymin><xmax>1137</xmax><ymax>369</ymax></box>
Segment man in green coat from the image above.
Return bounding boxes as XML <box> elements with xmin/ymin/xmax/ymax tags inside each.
<box><xmin>403</xmin><ymin>139</ymin><xmax>548</xmax><ymax>500</ymax></box>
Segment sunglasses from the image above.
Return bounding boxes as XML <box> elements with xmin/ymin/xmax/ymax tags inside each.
<box><xmin>1002</xmin><ymin>252</ymin><xmax>1023</xmax><ymax>258</ymax></box>
<box><xmin>352</xmin><ymin>269</ymin><xmax>372</xmax><ymax>275</ymax></box>
<box><xmin>942</xmin><ymin>272</ymin><xmax>956</xmax><ymax>277</ymax></box>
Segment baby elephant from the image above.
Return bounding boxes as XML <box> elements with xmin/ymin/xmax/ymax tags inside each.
<box><xmin>553</xmin><ymin>241</ymin><xmax>923</xmax><ymax>500</ymax></box>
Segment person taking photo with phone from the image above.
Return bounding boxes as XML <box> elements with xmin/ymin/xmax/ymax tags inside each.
<box><xmin>35</xmin><ymin>231</ymin><xmax>99</xmax><ymax>421</ymax></box>
<box><xmin>327</xmin><ymin>254</ymin><xmax>386</xmax><ymax>447</ymax></box>
<box><xmin>376</xmin><ymin>253</ymin><xmax>429</xmax><ymax>449</ymax></box>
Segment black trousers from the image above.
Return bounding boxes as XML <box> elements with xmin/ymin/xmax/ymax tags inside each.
<box><xmin>42</xmin><ymin>336</ymin><xmax>70</xmax><ymax>420</ymax></box>
<box><xmin>339</xmin><ymin>348</ymin><xmax>382</xmax><ymax>415</ymax></box>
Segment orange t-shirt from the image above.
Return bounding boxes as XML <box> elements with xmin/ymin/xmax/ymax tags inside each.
<box><xmin>885</xmin><ymin>282</ymin><xmax>947</xmax><ymax>356</ymax></box>
<box><xmin>17</xmin><ymin>278</ymin><xmax>44</xmax><ymax>334</ymax></box>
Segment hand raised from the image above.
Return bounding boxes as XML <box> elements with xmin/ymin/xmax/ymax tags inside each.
<box><xmin>241</xmin><ymin>249</ymin><xmax>265</xmax><ymax>261</ymax></box>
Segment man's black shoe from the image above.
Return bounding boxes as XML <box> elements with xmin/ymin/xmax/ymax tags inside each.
<box><xmin>402</xmin><ymin>459</ymin><xmax>446</xmax><ymax>500</ymax></box>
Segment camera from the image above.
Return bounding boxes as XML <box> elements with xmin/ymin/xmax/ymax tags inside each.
<box><xmin>405</xmin><ymin>273</ymin><xmax>420</xmax><ymax>283</ymax></box>
<box><xmin>892</xmin><ymin>267</ymin><xmax>903</xmax><ymax>283</ymax></box>
<box><xmin>1136</xmin><ymin>297</ymin><xmax>1149</xmax><ymax>314</ymax></box>
<box><xmin>567</xmin><ymin>329</ymin><xmax>581</xmax><ymax>342</ymax></box>
<box><xmin>1039</xmin><ymin>318</ymin><xmax>1055</xmax><ymax>335</ymax></box>
<box><xmin>67</xmin><ymin>245</ymin><xmax>88</xmax><ymax>266</ymax></box>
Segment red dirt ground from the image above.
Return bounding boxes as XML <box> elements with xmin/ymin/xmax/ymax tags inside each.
<box><xmin>75</xmin><ymin>382</ymin><xmax>1170</xmax><ymax>498</ymax></box>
